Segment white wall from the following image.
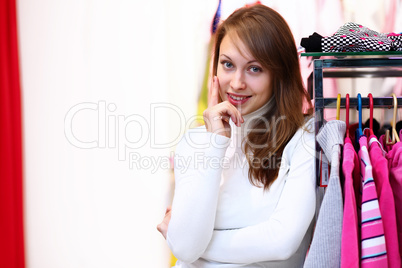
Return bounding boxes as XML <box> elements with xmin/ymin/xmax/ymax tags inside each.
<box><xmin>17</xmin><ymin>0</ymin><xmax>216</xmax><ymax>267</ymax></box>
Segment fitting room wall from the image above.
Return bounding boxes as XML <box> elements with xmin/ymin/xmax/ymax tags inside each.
<box><xmin>17</xmin><ymin>0</ymin><xmax>216</xmax><ymax>267</ymax></box>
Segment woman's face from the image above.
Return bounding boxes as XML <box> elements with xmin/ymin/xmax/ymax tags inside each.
<box><xmin>217</xmin><ymin>32</ymin><xmax>273</xmax><ymax>116</ymax></box>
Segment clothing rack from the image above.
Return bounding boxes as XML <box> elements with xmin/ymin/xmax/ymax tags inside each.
<box><xmin>304</xmin><ymin>54</ymin><xmax>402</xmax><ymax>186</ymax></box>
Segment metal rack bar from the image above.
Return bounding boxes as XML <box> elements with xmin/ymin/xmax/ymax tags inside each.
<box><xmin>323</xmin><ymin>70</ymin><xmax>402</xmax><ymax>78</ymax></box>
<box><xmin>315</xmin><ymin>58</ymin><xmax>402</xmax><ymax>69</ymax></box>
<box><xmin>315</xmin><ymin>97</ymin><xmax>402</xmax><ymax>109</ymax></box>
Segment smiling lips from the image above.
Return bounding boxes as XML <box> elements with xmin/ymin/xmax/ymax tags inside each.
<box><xmin>227</xmin><ymin>93</ymin><xmax>251</xmax><ymax>105</ymax></box>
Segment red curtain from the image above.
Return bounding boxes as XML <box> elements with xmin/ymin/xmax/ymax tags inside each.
<box><xmin>0</xmin><ymin>0</ymin><xmax>26</xmax><ymax>267</ymax></box>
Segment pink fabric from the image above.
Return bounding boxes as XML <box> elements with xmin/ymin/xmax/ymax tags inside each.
<box><xmin>341</xmin><ymin>137</ymin><xmax>360</xmax><ymax>268</ymax></box>
<box><xmin>386</xmin><ymin>141</ymin><xmax>402</xmax><ymax>259</ymax></box>
<box><xmin>362</xmin><ymin>209</ymin><xmax>382</xmax><ymax>219</ymax></box>
<box><xmin>359</xmin><ymin>136</ymin><xmax>388</xmax><ymax>267</ymax></box>
<box><xmin>368</xmin><ymin>135</ymin><xmax>401</xmax><ymax>267</ymax></box>
<box><xmin>379</xmin><ymin>134</ymin><xmax>393</xmax><ymax>153</ymax></box>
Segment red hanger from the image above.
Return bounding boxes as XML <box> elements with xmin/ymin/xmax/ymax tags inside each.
<box><xmin>346</xmin><ymin>93</ymin><xmax>350</xmax><ymax>138</ymax></box>
<box><xmin>367</xmin><ymin>93</ymin><xmax>374</xmax><ymax>136</ymax></box>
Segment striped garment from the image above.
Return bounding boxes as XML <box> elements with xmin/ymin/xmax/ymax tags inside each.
<box><xmin>359</xmin><ymin>136</ymin><xmax>388</xmax><ymax>267</ymax></box>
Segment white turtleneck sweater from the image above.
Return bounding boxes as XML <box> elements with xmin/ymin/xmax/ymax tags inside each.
<box><xmin>167</xmin><ymin>101</ymin><xmax>316</xmax><ymax>268</ymax></box>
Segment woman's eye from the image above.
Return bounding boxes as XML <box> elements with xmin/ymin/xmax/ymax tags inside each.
<box><xmin>222</xmin><ymin>61</ymin><xmax>233</xmax><ymax>69</ymax></box>
<box><xmin>249</xmin><ymin>66</ymin><xmax>262</xmax><ymax>73</ymax></box>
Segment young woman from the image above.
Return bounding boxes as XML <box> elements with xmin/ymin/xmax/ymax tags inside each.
<box><xmin>158</xmin><ymin>4</ymin><xmax>316</xmax><ymax>267</ymax></box>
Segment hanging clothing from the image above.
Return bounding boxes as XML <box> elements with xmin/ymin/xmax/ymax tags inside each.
<box><xmin>385</xmin><ymin>141</ymin><xmax>402</xmax><ymax>259</ymax></box>
<box><xmin>304</xmin><ymin>120</ymin><xmax>345</xmax><ymax>268</ymax></box>
<box><xmin>341</xmin><ymin>137</ymin><xmax>361</xmax><ymax>268</ymax></box>
<box><xmin>368</xmin><ymin>135</ymin><xmax>401</xmax><ymax>267</ymax></box>
<box><xmin>358</xmin><ymin>136</ymin><xmax>388</xmax><ymax>267</ymax></box>
<box><xmin>379</xmin><ymin>134</ymin><xmax>394</xmax><ymax>153</ymax></box>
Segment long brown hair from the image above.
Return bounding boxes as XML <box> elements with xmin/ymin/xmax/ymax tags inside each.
<box><xmin>212</xmin><ymin>4</ymin><xmax>313</xmax><ymax>190</ymax></box>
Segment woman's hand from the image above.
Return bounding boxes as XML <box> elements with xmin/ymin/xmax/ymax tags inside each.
<box><xmin>203</xmin><ymin>76</ymin><xmax>244</xmax><ymax>138</ymax></box>
<box><xmin>157</xmin><ymin>206</ymin><xmax>172</xmax><ymax>239</ymax></box>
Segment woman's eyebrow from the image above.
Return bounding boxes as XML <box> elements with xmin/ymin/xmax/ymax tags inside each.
<box><xmin>220</xmin><ymin>54</ymin><xmax>259</xmax><ymax>64</ymax></box>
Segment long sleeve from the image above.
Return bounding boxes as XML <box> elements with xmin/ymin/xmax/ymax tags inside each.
<box><xmin>200</xmin><ymin>127</ymin><xmax>316</xmax><ymax>264</ymax></box>
<box><xmin>359</xmin><ymin>136</ymin><xmax>388</xmax><ymax>267</ymax></box>
<box><xmin>166</xmin><ymin>127</ymin><xmax>230</xmax><ymax>263</ymax></box>
<box><xmin>341</xmin><ymin>137</ymin><xmax>360</xmax><ymax>267</ymax></box>
<box><xmin>304</xmin><ymin>120</ymin><xmax>345</xmax><ymax>268</ymax></box>
<box><xmin>386</xmin><ymin>142</ymin><xmax>402</xmax><ymax>259</ymax></box>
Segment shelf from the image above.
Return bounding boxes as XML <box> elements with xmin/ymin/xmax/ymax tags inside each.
<box><xmin>309</xmin><ymin>58</ymin><xmax>402</xmax><ymax>99</ymax></box>
<box><xmin>301</xmin><ymin>51</ymin><xmax>402</xmax><ymax>58</ymax></box>
<box><xmin>322</xmin><ymin>69</ymin><xmax>402</xmax><ymax>78</ymax></box>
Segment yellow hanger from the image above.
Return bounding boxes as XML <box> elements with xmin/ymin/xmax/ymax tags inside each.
<box><xmin>386</xmin><ymin>93</ymin><xmax>400</xmax><ymax>145</ymax></box>
<box><xmin>336</xmin><ymin>94</ymin><xmax>341</xmax><ymax>120</ymax></box>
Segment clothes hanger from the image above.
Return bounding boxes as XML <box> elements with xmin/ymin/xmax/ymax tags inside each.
<box><xmin>386</xmin><ymin>93</ymin><xmax>400</xmax><ymax>145</ymax></box>
<box><xmin>346</xmin><ymin>93</ymin><xmax>350</xmax><ymax>138</ymax></box>
<box><xmin>367</xmin><ymin>93</ymin><xmax>374</xmax><ymax>136</ymax></box>
<box><xmin>356</xmin><ymin>93</ymin><xmax>363</xmax><ymax>141</ymax></box>
<box><xmin>336</xmin><ymin>94</ymin><xmax>341</xmax><ymax>120</ymax></box>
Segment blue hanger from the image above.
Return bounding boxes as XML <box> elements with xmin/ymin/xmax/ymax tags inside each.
<box><xmin>356</xmin><ymin>93</ymin><xmax>363</xmax><ymax>141</ymax></box>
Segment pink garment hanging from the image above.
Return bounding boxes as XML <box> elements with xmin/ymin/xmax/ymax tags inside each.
<box><xmin>386</xmin><ymin>141</ymin><xmax>402</xmax><ymax>258</ymax></box>
<box><xmin>341</xmin><ymin>137</ymin><xmax>361</xmax><ymax>267</ymax></box>
<box><xmin>379</xmin><ymin>134</ymin><xmax>394</xmax><ymax>153</ymax></box>
<box><xmin>359</xmin><ymin>136</ymin><xmax>388</xmax><ymax>267</ymax></box>
<box><xmin>368</xmin><ymin>135</ymin><xmax>401</xmax><ymax>267</ymax></box>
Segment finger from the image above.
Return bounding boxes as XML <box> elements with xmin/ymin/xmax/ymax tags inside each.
<box><xmin>231</xmin><ymin>103</ymin><xmax>244</xmax><ymax>125</ymax></box>
<box><xmin>157</xmin><ymin>223</ymin><xmax>164</xmax><ymax>234</ymax></box>
<box><xmin>208</xmin><ymin>76</ymin><xmax>219</xmax><ymax>107</ymax></box>
<box><xmin>213</xmin><ymin>111</ymin><xmax>235</xmax><ymax>125</ymax></box>
<box><xmin>214</xmin><ymin>103</ymin><xmax>239</xmax><ymax>126</ymax></box>
<box><xmin>156</xmin><ymin>223</ymin><xmax>167</xmax><ymax>239</ymax></box>
<box><xmin>222</xmin><ymin>102</ymin><xmax>243</xmax><ymax>127</ymax></box>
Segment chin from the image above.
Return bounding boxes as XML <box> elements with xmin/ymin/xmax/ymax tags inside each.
<box><xmin>238</xmin><ymin>107</ymin><xmax>249</xmax><ymax>115</ymax></box>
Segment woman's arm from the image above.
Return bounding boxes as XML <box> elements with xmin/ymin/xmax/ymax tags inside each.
<box><xmin>166</xmin><ymin>127</ymin><xmax>231</xmax><ymax>263</ymax></box>
<box><xmin>201</xmin><ymin>129</ymin><xmax>316</xmax><ymax>264</ymax></box>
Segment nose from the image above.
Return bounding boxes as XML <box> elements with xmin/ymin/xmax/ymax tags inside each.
<box><xmin>230</xmin><ymin>70</ymin><xmax>246</xmax><ymax>90</ymax></box>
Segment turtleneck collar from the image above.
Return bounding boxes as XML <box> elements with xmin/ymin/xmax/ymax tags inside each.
<box><xmin>241</xmin><ymin>96</ymin><xmax>274</xmax><ymax>123</ymax></box>
<box><xmin>231</xmin><ymin>97</ymin><xmax>275</xmax><ymax>140</ymax></box>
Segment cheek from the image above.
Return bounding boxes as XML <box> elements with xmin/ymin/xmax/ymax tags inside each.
<box><xmin>218</xmin><ymin>88</ymin><xmax>226</xmax><ymax>101</ymax></box>
<box><xmin>216</xmin><ymin>69</ymin><xmax>226</xmax><ymax>84</ymax></box>
<box><xmin>255</xmin><ymin>77</ymin><xmax>272</xmax><ymax>98</ymax></box>
<box><xmin>248</xmin><ymin>80</ymin><xmax>267</xmax><ymax>94</ymax></box>
<box><xmin>216</xmin><ymin>74</ymin><xmax>229</xmax><ymax>97</ymax></box>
